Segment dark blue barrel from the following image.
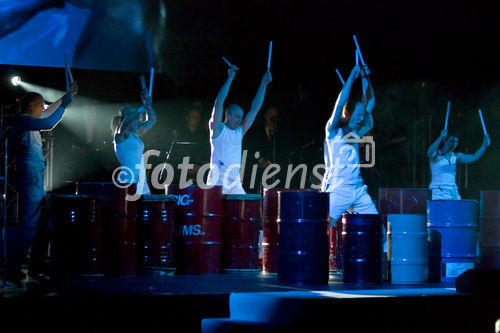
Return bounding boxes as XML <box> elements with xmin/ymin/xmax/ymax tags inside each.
<box><xmin>342</xmin><ymin>214</ymin><xmax>383</xmax><ymax>284</ymax></box>
<box><xmin>277</xmin><ymin>191</ymin><xmax>329</xmax><ymax>285</ymax></box>
<box><xmin>479</xmin><ymin>191</ymin><xmax>500</xmax><ymax>269</ymax></box>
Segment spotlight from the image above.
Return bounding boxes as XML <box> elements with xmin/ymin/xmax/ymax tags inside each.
<box><xmin>11</xmin><ymin>76</ymin><xmax>21</xmax><ymax>86</ymax></box>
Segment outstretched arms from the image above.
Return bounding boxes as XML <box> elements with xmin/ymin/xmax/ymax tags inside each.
<box><xmin>427</xmin><ymin>129</ymin><xmax>448</xmax><ymax>159</ymax></box>
<box><xmin>210</xmin><ymin>65</ymin><xmax>238</xmax><ymax>139</ymax></box>
<box><xmin>242</xmin><ymin>71</ymin><xmax>273</xmax><ymax>135</ymax></box>
<box><xmin>457</xmin><ymin>135</ymin><xmax>491</xmax><ymax>164</ymax></box>
<box><xmin>325</xmin><ymin>65</ymin><xmax>361</xmax><ymax>138</ymax></box>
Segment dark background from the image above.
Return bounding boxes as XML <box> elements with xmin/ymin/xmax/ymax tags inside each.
<box><xmin>1</xmin><ymin>0</ymin><xmax>499</xmax><ymax>200</ymax></box>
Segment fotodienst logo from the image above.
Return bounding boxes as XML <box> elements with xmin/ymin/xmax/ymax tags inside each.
<box><xmin>111</xmin><ymin>134</ymin><xmax>376</xmax><ymax>201</ymax></box>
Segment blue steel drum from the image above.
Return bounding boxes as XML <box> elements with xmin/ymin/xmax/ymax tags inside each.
<box><xmin>479</xmin><ymin>191</ymin><xmax>500</xmax><ymax>269</ymax></box>
<box><xmin>277</xmin><ymin>191</ymin><xmax>330</xmax><ymax>285</ymax></box>
<box><xmin>427</xmin><ymin>200</ymin><xmax>478</xmax><ymax>283</ymax></box>
<box><xmin>388</xmin><ymin>214</ymin><xmax>428</xmax><ymax>284</ymax></box>
<box><xmin>342</xmin><ymin>214</ymin><xmax>383</xmax><ymax>284</ymax></box>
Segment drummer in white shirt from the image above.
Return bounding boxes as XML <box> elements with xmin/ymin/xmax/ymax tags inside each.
<box><xmin>207</xmin><ymin>63</ymin><xmax>272</xmax><ymax>194</ymax></box>
<box><xmin>427</xmin><ymin>129</ymin><xmax>490</xmax><ymax>200</ymax></box>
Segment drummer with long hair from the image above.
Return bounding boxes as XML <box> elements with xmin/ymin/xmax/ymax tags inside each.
<box><xmin>111</xmin><ymin>90</ymin><xmax>156</xmax><ymax>194</ymax></box>
<box><xmin>427</xmin><ymin>128</ymin><xmax>490</xmax><ymax>200</ymax></box>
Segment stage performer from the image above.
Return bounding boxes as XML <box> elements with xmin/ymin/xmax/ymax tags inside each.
<box><xmin>207</xmin><ymin>63</ymin><xmax>272</xmax><ymax>194</ymax></box>
<box><xmin>112</xmin><ymin>89</ymin><xmax>156</xmax><ymax>195</ymax></box>
<box><xmin>427</xmin><ymin>129</ymin><xmax>490</xmax><ymax>200</ymax></box>
<box><xmin>321</xmin><ymin>64</ymin><xmax>377</xmax><ymax>227</ymax></box>
<box><xmin>4</xmin><ymin>84</ymin><xmax>77</xmax><ymax>285</ymax></box>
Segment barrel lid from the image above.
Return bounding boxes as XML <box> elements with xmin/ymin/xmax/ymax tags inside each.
<box><xmin>141</xmin><ymin>194</ymin><xmax>177</xmax><ymax>202</ymax></box>
<box><xmin>49</xmin><ymin>193</ymin><xmax>96</xmax><ymax>199</ymax></box>
<box><xmin>223</xmin><ymin>194</ymin><xmax>262</xmax><ymax>200</ymax></box>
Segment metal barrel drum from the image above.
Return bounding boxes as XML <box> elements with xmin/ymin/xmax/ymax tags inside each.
<box><xmin>427</xmin><ymin>200</ymin><xmax>478</xmax><ymax>283</ymax></box>
<box><xmin>76</xmin><ymin>182</ymin><xmax>138</xmax><ymax>276</ymax></box>
<box><xmin>342</xmin><ymin>214</ymin><xmax>384</xmax><ymax>284</ymax></box>
<box><xmin>262</xmin><ymin>188</ymin><xmax>279</xmax><ymax>273</ymax></box>
<box><xmin>379</xmin><ymin>188</ymin><xmax>431</xmax><ymax>284</ymax></box>
<box><xmin>137</xmin><ymin>194</ymin><xmax>177</xmax><ymax>275</ymax></box>
<box><xmin>166</xmin><ymin>185</ymin><xmax>223</xmax><ymax>274</ymax></box>
<box><xmin>278</xmin><ymin>191</ymin><xmax>329</xmax><ymax>285</ymax></box>
<box><xmin>479</xmin><ymin>191</ymin><xmax>500</xmax><ymax>269</ymax></box>
<box><xmin>49</xmin><ymin>194</ymin><xmax>103</xmax><ymax>277</ymax></box>
<box><xmin>221</xmin><ymin>194</ymin><xmax>261</xmax><ymax>271</ymax></box>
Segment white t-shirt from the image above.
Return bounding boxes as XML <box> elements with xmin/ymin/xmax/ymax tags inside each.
<box><xmin>207</xmin><ymin>125</ymin><xmax>244</xmax><ymax>193</ymax></box>
<box><xmin>429</xmin><ymin>151</ymin><xmax>460</xmax><ymax>199</ymax></box>
<box><xmin>114</xmin><ymin>131</ymin><xmax>150</xmax><ymax>194</ymax></box>
<box><xmin>321</xmin><ymin>127</ymin><xmax>362</xmax><ymax>192</ymax></box>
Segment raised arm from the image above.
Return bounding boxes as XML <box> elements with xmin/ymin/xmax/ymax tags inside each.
<box><xmin>210</xmin><ymin>65</ymin><xmax>238</xmax><ymax>139</ymax></box>
<box><xmin>457</xmin><ymin>135</ymin><xmax>491</xmax><ymax>164</ymax></box>
<box><xmin>41</xmin><ymin>81</ymin><xmax>77</xmax><ymax>119</ymax></box>
<box><xmin>358</xmin><ymin>65</ymin><xmax>375</xmax><ymax>137</ymax></box>
<box><xmin>136</xmin><ymin>92</ymin><xmax>157</xmax><ymax>136</ymax></box>
<box><xmin>242</xmin><ymin>71</ymin><xmax>273</xmax><ymax>135</ymax></box>
<box><xmin>325</xmin><ymin>65</ymin><xmax>361</xmax><ymax>138</ymax></box>
<box><xmin>427</xmin><ymin>129</ymin><xmax>448</xmax><ymax>159</ymax></box>
<box><xmin>13</xmin><ymin>92</ymin><xmax>72</xmax><ymax>131</ymax></box>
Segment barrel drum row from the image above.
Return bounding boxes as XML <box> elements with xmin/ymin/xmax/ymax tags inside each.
<box><xmin>50</xmin><ymin>183</ymin><xmax>263</xmax><ymax>277</ymax></box>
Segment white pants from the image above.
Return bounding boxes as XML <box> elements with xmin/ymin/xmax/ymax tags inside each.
<box><xmin>430</xmin><ymin>186</ymin><xmax>461</xmax><ymax>200</ymax></box>
<box><xmin>327</xmin><ymin>184</ymin><xmax>377</xmax><ymax>228</ymax></box>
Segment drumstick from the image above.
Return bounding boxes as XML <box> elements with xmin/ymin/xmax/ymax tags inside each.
<box><xmin>335</xmin><ymin>68</ymin><xmax>345</xmax><ymax>85</ymax></box>
<box><xmin>148</xmin><ymin>67</ymin><xmax>154</xmax><ymax>97</ymax></box>
<box><xmin>444</xmin><ymin>101</ymin><xmax>451</xmax><ymax>130</ymax></box>
<box><xmin>64</xmin><ymin>53</ymin><xmax>74</xmax><ymax>83</ymax></box>
<box><xmin>355</xmin><ymin>49</ymin><xmax>359</xmax><ymax>66</ymax></box>
<box><xmin>267</xmin><ymin>41</ymin><xmax>273</xmax><ymax>70</ymax></box>
<box><xmin>352</xmin><ymin>35</ymin><xmax>366</xmax><ymax>66</ymax></box>
<box><xmin>478</xmin><ymin>109</ymin><xmax>488</xmax><ymax>135</ymax></box>
<box><xmin>222</xmin><ymin>56</ymin><xmax>232</xmax><ymax>67</ymax></box>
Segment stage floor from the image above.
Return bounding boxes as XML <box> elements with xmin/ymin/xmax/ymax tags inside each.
<box><xmin>1</xmin><ymin>272</ymin><xmax>498</xmax><ymax>333</ymax></box>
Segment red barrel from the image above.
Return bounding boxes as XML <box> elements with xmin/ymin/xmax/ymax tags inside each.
<box><xmin>262</xmin><ymin>188</ymin><xmax>279</xmax><ymax>273</ymax></box>
<box><xmin>138</xmin><ymin>194</ymin><xmax>177</xmax><ymax>275</ymax></box>
<box><xmin>222</xmin><ymin>194</ymin><xmax>261</xmax><ymax>271</ymax></box>
<box><xmin>76</xmin><ymin>182</ymin><xmax>138</xmax><ymax>276</ymax></box>
<box><xmin>166</xmin><ymin>185</ymin><xmax>223</xmax><ymax>274</ymax></box>
<box><xmin>50</xmin><ymin>194</ymin><xmax>103</xmax><ymax>277</ymax></box>
<box><xmin>479</xmin><ymin>191</ymin><xmax>500</xmax><ymax>269</ymax></box>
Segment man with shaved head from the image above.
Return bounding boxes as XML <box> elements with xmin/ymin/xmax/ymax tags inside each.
<box><xmin>207</xmin><ymin>63</ymin><xmax>272</xmax><ymax>194</ymax></box>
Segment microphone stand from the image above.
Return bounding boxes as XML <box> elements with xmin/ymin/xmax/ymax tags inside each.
<box><xmin>159</xmin><ymin>132</ymin><xmax>177</xmax><ymax>184</ymax></box>
<box><xmin>271</xmin><ymin>121</ymin><xmax>278</xmax><ymax>183</ymax></box>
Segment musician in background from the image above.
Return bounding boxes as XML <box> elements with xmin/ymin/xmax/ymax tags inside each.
<box><xmin>176</xmin><ymin>106</ymin><xmax>210</xmax><ymax>180</ymax></box>
<box><xmin>243</xmin><ymin>105</ymin><xmax>290</xmax><ymax>192</ymax></box>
